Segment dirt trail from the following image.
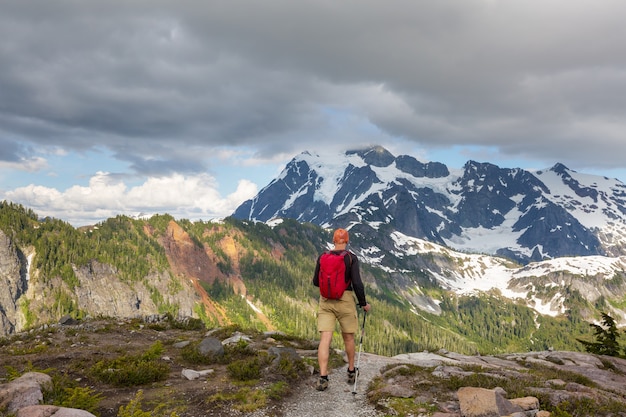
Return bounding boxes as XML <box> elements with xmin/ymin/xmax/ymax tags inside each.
<box><xmin>277</xmin><ymin>353</ymin><xmax>404</xmax><ymax>417</ymax></box>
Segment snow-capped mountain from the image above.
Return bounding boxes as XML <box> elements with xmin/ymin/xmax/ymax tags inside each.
<box><xmin>234</xmin><ymin>146</ymin><xmax>626</xmax><ymax>264</ymax></box>
<box><xmin>373</xmin><ymin>229</ymin><xmax>626</xmax><ymax>319</ymax></box>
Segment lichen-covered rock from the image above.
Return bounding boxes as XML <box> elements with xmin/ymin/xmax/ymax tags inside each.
<box><xmin>0</xmin><ymin>372</ymin><xmax>52</xmax><ymax>414</ymax></box>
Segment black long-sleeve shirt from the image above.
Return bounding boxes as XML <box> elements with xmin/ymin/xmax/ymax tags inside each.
<box><xmin>312</xmin><ymin>250</ymin><xmax>367</xmax><ymax>307</ymax></box>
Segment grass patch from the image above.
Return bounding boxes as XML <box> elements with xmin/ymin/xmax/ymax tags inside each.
<box><xmin>117</xmin><ymin>390</ymin><xmax>183</xmax><ymax>417</ymax></box>
<box><xmin>265</xmin><ymin>381</ymin><xmax>289</xmax><ymax>399</ymax></box>
<box><xmin>7</xmin><ymin>342</ymin><xmax>50</xmax><ymax>355</ymax></box>
<box><xmin>384</xmin><ymin>397</ymin><xmax>438</xmax><ymax>417</ymax></box>
<box><xmin>206</xmin><ymin>387</ymin><xmax>269</xmax><ymax>413</ymax></box>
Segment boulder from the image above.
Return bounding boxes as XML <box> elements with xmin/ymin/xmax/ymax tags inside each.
<box><xmin>0</xmin><ymin>372</ymin><xmax>52</xmax><ymax>414</ymax></box>
<box><xmin>457</xmin><ymin>387</ymin><xmax>523</xmax><ymax>417</ymax></box>
<box><xmin>197</xmin><ymin>336</ymin><xmax>224</xmax><ymax>357</ymax></box>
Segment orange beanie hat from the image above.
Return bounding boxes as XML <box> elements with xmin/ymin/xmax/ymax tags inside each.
<box><xmin>333</xmin><ymin>228</ymin><xmax>349</xmax><ymax>244</ymax></box>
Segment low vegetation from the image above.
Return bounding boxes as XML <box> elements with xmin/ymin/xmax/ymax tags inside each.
<box><xmin>0</xmin><ymin>316</ymin><xmax>318</xmax><ymax>416</ymax></box>
<box><xmin>90</xmin><ymin>341</ymin><xmax>170</xmax><ymax>387</ymax></box>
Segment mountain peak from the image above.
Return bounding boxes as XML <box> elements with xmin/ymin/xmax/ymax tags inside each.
<box><xmin>550</xmin><ymin>162</ymin><xmax>572</xmax><ymax>175</ymax></box>
<box><xmin>346</xmin><ymin>145</ymin><xmax>395</xmax><ymax>167</ymax></box>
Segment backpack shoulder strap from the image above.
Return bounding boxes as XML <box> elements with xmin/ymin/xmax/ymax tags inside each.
<box><xmin>340</xmin><ymin>250</ymin><xmax>353</xmax><ymax>266</ymax></box>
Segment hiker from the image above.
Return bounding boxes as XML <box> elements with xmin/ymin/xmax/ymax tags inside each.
<box><xmin>312</xmin><ymin>227</ymin><xmax>371</xmax><ymax>391</ymax></box>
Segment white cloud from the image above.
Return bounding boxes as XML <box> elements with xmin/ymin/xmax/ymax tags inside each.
<box><xmin>5</xmin><ymin>172</ymin><xmax>257</xmax><ymax>226</ymax></box>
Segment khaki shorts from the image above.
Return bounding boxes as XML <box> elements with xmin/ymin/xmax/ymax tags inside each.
<box><xmin>317</xmin><ymin>290</ymin><xmax>358</xmax><ymax>334</ymax></box>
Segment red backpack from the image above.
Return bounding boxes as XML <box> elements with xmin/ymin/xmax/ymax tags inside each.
<box><xmin>318</xmin><ymin>250</ymin><xmax>351</xmax><ymax>299</ymax></box>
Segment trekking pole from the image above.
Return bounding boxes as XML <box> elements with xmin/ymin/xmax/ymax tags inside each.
<box><xmin>351</xmin><ymin>310</ymin><xmax>367</xmax><ymax>395</ymax></box>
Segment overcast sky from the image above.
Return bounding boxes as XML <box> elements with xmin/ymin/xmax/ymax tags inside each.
<box><xmin>2</xmin><ymin>0</ymin><xmax>626</xmax><ymax>226</ymax></box>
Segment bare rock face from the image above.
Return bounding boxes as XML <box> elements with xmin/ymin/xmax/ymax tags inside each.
<box><xmin>9</xmin><ymin>258</ymin><xmax>202</xmax><ymax>336</ymax></box>
<box><xmin>71</xmin><ymin>260</ymin><xmax>200</xmax><ymax>319</ymax></box>
<box><xmin>0</xmin><ymin>230</ymin><xmax>28</xmax><ymax>335</ymax></box>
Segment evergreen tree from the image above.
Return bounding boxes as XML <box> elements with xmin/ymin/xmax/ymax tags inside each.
<box><xmin>577</xmin><ymin>312</ymin><xmax>623</xmax><ymax>357</ymax></box>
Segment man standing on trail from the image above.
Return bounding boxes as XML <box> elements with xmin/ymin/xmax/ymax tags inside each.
<box><xmin>312</xmin><ymin>228</ymin><xmax>371</xmax><ymax>391</ymax></box>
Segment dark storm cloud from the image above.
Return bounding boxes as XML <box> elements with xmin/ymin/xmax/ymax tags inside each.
<box><xmin>2</xmin><ymin>0</ymin><xmax>626</xmax><ymax>174</ymax></box>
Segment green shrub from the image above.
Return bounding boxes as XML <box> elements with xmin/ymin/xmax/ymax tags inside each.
<box><xmin>147</xmin><ymin>323</ymin><xmax>168</xmax><ymax>331</ymax></box>
<box><xmin>227</xmin><ymin>356</ymin><xmax>261</xmax><ymax>381</ymax></box>
<box><xmin>90</xmin><ymin>342</ymin><xmax>169</xmax><ymax>387</ymax></box>
<box><xmin>550</xmin><ymin>406</ymin><xmax>573</xmax><ymax>417</ymax></box>
<box><xmin>275</xmin><ymin>356</ymin><xmax>306</xmax><ymax>380</ymax></box>
<box><xmin>386</xmin><ymin>397</ymin><xmax>438</xmax><ymax>416</ymax></box>
<box><xmin>141</xmin><ymin>341</ymin><xmax>165</xmax><ymax>360</ymax></box>
<box><xmin>56</xmin><ymin>386</ymin><xmax>103</xmax><ymax>416</ymax></box>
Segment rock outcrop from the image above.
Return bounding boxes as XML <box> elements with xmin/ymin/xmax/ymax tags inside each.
<box><xmin>368</xmin><ymin>349</ymin><xmax>626</xmax><ymax>416</ymax></box>
<box><xmin>0</xmin><ymin>230</ymin><xmax>28</xmax><ymax>336</ymax></box>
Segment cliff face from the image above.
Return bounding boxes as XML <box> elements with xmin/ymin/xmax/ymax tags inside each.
<box><xmin>73</xmin><ymin>261</ymin><xmax>200</xmax><ymax>318</ymax></box>
<box><xmin>0</xmin><ymin>230</ymin><xmax>27</xmax><ymax>335</ymax></box>
<box><xmin>10</xmin><ymin>259</ymin><xmax>203</xmax><ymax>337</ymax></box>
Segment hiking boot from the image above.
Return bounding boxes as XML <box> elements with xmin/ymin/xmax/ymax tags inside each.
<box><xmin>316</xmin><ymin>377</ymin><xmax>329</xmax><ymax>391</ymax></box>
<box><xmin>347</xmin><ymin>368</ymin><xmax>357</xmax><ymax>384</ymax></box>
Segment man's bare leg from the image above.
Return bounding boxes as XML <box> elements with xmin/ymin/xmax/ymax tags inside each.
<box><xmin>342</xmin><ymin>332</ymin><xmax>356</xmax><ymax>370</ymax></box>
<box><xmin>318</xmin><ymin>331</ymin><xmax>333</xmax><ymax>377</ymax></box>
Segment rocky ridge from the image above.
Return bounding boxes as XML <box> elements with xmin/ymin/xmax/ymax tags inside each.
<box><xmin>2</xmin><ymin>316</ymin><xmax>626</xmax><ymax>417</ymax></box>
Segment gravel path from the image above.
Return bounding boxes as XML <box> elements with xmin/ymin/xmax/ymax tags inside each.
<box><xmin>278</xmin><ymin>352</ymin><xmax>404</xmax><ymax>417</ymax></box>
